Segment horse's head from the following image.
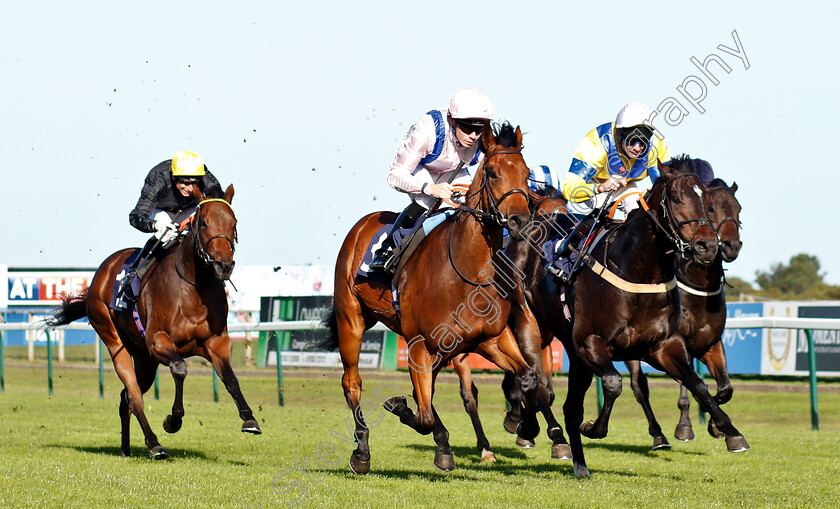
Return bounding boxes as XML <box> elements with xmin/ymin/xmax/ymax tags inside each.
<box><xmin>468</xmin><ymin>122</ymin><xmax>531</xmax><ymax>239</ymax></box>
<box><xmin>191</xmin><ymin>184</ymin><xmax>237</xmax><ymax>280</ymax></box>
<box><xmin>708</xmin><ymin>179</ymin><xmax>742</xmax><ymax>262</ymax></box>
<box><xmin>651</xmin><ymin>161</ymin><xmax>718</xmax><ymax>264</ymax></box>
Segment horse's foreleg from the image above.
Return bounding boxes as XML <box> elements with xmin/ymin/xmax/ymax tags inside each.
<box><xmin>626</xmin><ymin>360</ymin><xmax>670</xmax><ymax>450</ymax></box>
<box><xmin>675</xmin><ymin>384</ymin><xmax>695</xmax><ymax>441</ymax></box>
<box><xmin>493</xmin><ymin>327</ymin><xmax>540</xmax><ymax>442</ymax></box>
<box><xmin>431</xmin><ymin>405</ymin><xmax>455</xmax><ymax>471</ymax></box>
<box><xmin>700</xmin><ymin>341</ymin><xmax>731</xmax><ymax>438</ymax></box>
<box><xmin>649</xmin><ymin>336</ymin><xmax>749</xmax><ymax>453</ymax></box>
<box><xmin>204</xmin><ymin>334</ymin><xmax>261</xmax><ymax>434</ymax></box>
<box><xmin>451</xmin><ymin>354</ymin><xmax>495</xmax><ymax>462</ymax></box>
<box><xmin>578</xmin><ymin>334</ymin><xmax>621</xmax><ymax>440</ymax></box>
<box><xmin>119</xmin><ymin>389</ymin><xmax>132</xmax><ymax>456</ymax></box>
<box><xmin>150</xmin><ymin>331</ymin><xmax>188</xmax><ymax>435</ymax></box>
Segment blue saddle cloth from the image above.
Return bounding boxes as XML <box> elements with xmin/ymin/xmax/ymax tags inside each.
<box><xmin>109</xmin><ymin>251</ymin><xmax>141</xmax><ymax>312</ymax></box>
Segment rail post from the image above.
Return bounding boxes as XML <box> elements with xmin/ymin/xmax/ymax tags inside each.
<box><xmin>806</xmin><ymin>329</ymin><xmax>819</xmax><ymax>430</ymax></box>
<box><xmin>46</xmin><ymin>330</ymin><xmax>53</xmax><ymax>396</ymax></box>
<box><xmin>212</xmin><ymin>369</ymin><xmax>219</xmax><ymax>403</ymax></box>
<box><xmin>696</xmin><ymin>358</ymin><xmax>706</xmax><ymax>425</ymax></box>
<box><xmin>98</xmin><ymin>341</ymin><xmax>104</xmax><ymax>399</ymax></box>
<box><xmin>0</xmin><ymin>329</ymin><xmax>5</xmax><ymax>392</ymax></box>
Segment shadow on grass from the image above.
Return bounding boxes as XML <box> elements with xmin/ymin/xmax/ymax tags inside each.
<box><xmin>583</xmin><ymin>441</ymin><xmax>706</xmax><ymax>457</ymax></box>
<box><xmin>47</xmin><ymin>443</ymin><xmax>249</xmax><ymax>464</ymax></box>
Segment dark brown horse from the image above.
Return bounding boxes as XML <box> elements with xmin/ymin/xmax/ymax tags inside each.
<box><xmin>505</xmin><ymin>161</ymin><xmax>749</xmax><ymax>477</ymax></box>
<box><xmin>322</xmin><ymin>122</ymin><xmax>538</xmax><ymax>473</ymax></box>
<box><xmin>46</xmin><ymin>185</ymin><xmax>260</xmax><ymax>458</ymax></box>
<box><xmin>625</xmin><ymin>173</ymin><xmax>742</xmax><ymax>448</ymax></box>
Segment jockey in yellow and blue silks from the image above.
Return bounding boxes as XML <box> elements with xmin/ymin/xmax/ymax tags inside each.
<box><xmin>560</xmin><ymin>102</ymin><xmax>671</xmax><ymax>219</ymax></box>
<box><xmin>548</xmin><ymin>103</ymin><xmax>671</xmax><ymax>282</ymax></box>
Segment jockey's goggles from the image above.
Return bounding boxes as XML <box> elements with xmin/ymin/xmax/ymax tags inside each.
<box><xmin>176</xmin><ymin>176</ymin><xmax>200</xmax><ymax>185</ymax></box>
<box><xmin>617</xmin><ymin>126</ymin><xmax>653</xmax><ymax>148</ymax></box>
<box><xmin>455</xmin><ymin>119</ymin><xmax>486</xmax><ymax>135</ymax></box>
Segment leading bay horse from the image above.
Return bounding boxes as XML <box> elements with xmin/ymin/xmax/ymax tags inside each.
<box><xmin>625</xmin><ymin>171</ymin><xmax>743</xmax><ymax>448</ymax></box>
<box><xmin>504</xmin><ymin>161</ymin><xmax>749</xmax><ymax>477</ymax></box>
<box><xmin>46</xmin><ymin>185</ymin><xmax>260</xmax><ymax>458</ymax></box>
<box><xmin>323</xmin><ymin>122</ymin><xmax>538</xmax><ymax>473</ymax></box>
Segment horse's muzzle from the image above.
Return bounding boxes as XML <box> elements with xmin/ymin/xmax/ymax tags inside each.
<box><xmin>691</xmin><ymin>236</ymin><xmax>719</xmax><ymax>264</ymax></box>
<box><xmin>505</xmin><ymin>213</ymin><xmax>531</xmax><ymax>241</ymax></box>
<box><xmin>720</xmin><ymin>238</ymin><xmax>742</xmax><ymax>263</ymax></box>
<box><xmin>212</xmin><ymin>259</ymin><xmax>235</xmax><ymax>280</ymax></box>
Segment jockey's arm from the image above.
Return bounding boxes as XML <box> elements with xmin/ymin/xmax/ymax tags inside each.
<box><xmin>386</xmin><ymin>117</ymin><xmax>435</xmax><ymax>195</ymax></box>
<box><xmin>129</xmin><ymin>170</ymin><xmax>166</xmax><ymax>233</ymax></box>
<box><xmin>561</xmin><ymin>159</ymin><xmax>601</xmax><ymax>203</ymax></box>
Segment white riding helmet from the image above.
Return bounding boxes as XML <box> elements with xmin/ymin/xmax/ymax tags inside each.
<box><xmin>448</xmin><ymin>89</ymin><xmax>494</xmax><ymax>121</ymax></box>
<box><xmin>615</xmin><ymin>102</ymin><xmax>655</xmax><ymax>129</ymax></box>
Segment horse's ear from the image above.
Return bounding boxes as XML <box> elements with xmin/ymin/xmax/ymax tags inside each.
<box><xmin>192</xmin><ymin>185</ymin><xmax>205</xmax><ymax>201</ymax></box>
<box><xmin>481</xmin><ymin>122</ymin><xmax>495</xmax><ymax>151</ymax></box>
<box><xmin>224</xmin><ymin>184</ymin><xmax>235</xmax><ymax>204</ymax></box>
<box><xmin>730</xmin><ymin>182</ymin><xmax>738</xmax><ymax>193</ymax></box>
<box><xmin>515</xmin><ymin>125</ymin><xmax>523</xmax><ymax>149</ymax></box>
<box><xmin>658</xmin><ymin>161</ymin><xmax>676</xmax><ymax>179</ymax></box>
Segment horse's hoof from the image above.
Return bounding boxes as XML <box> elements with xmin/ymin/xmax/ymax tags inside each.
<box><xmin>349</xmin><ymin>451</ymin><xmax>370</xmax><ymax>475</ymax></box>
<box><xmin>149</xmin><ymin>446</ymin><xmax>169</xmax><ymax>460</ymax></box>
<box><xmin>241</xmin><ymin>419</ymin><xmax>262</xmax><ymax>435</ymax></box>
<box><xmin>121</xmin><ymin>449</ymin><xmax>131</xmax><ymax>458</ymax></box>
<box><xmin>675</xmin><ymin>425</ymin><xmax>695</xmax><ymax>442</ymax></box>
<box><xmin>652</xmin><ymin>436</ymin><xmax>672</xmax><ymax>450</ymax></box>
<box><xmin>573</xmin><ymin>463</ymin><xmax>591</xmax><ymax>479</ymax></box>
<box><xmin>515</xmin><ymin>436</ymin><xmax>535</xmax><ymax>448</ymax></box>
<box><xmin>383</xmin><ymin>396</ymin><xmax>407</xmax><ymax>415</ymax></box>
<box><xmin>434</xmin><ymin>451</ymin><xmax>456</xmax><ymax>472</ymax></box>
<box><xmin>516</xmin><ymin>419</ymin><xmax>540</xmax><ymax>441</ymax></box>
<box><xmin>725</xmin><ymin>435</ymin><xmax>750</xmax><ymax>453</ymax></box>
<box><xmin>707</xmin><ymin>420</ymin><xmax>724</xmax><ymax>439</ymax></box>
<box><xmin>480</xmin><ymin>448</ymin><xmax>496</xmax><ymax>462</ymax></box>
<box><xmin>580</xmin><ymin>421</ymin><xmax>604</xmax><ymax>439</ymax></box>
<box><xmin>503</xmin><ymin>412</ymin><xmax>521</xmax><ymax>435</ymax></box>
<box><xmin>162</xmin><ymin>415</ymin><xmax>182</xmax><ymax>434</ymax></box>
<box><xmin>551</xmin><ymin>443</ymin><xmax>572</xmax><ymax>460</ymax></box>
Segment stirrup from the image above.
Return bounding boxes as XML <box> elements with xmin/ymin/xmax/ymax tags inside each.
<box><xmin>369</xmin><ymin>250</ymin><xmax>393</xmax><ymax>271</ymax></box>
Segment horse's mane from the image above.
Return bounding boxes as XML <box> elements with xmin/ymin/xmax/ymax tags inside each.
<box><xmin>491</xmin><ymin>121</ymin><xmax>520</xmax><ymax>149</ymax></box>
<box><xmin>664</xmin><ymin>153</ymin><xmax>694</xmax><ymax>173</ymax></box>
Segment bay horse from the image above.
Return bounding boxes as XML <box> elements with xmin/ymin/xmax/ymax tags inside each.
<box><xmin>46</xmin><ymin>184</ymin><xmax>260</xmax><ymax>458</ymax></box>
<box><xmin>625</xmin><ymin>173</ymin><xmax>742</xmax><ymax>448</ymax></box>
<box><xmin>504</xmin><ymin>161</ymin><xmax>749</xmax><ymax>477</ymax></box>
<box><xmin>449</xmin><ymin>190</ymin><xmax>574</xmax><ymax>461</ymax></box>
<box><xmin>322</xmin><ymin>122</ymin><xmax>538</xmax><ymax>473</ymax></box>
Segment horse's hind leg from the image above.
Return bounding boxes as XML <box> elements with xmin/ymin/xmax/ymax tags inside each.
<box><xmin>626</xmin><ymin>360</ymin><xmax>670</xmax><ymax>450</ymax></box>
<box><xmin>336</xmin><ymin>305</ymin><xmax>373</xmax><ymax>474</ymax></box>
<box><xmin>204</xmin><ymin>333</ymin><xmax>261</xmax><ymax>434</ymax></box>
<box><xmin>451</xmin><ymin>354</ymin><xmax>495</xmax><ymax>462</ymax></box>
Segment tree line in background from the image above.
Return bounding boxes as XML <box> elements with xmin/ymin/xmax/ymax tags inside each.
<box><xmin>727</xmin><ymin>253</ymin><xmax>840</xmax><ymax>301</ymax></box>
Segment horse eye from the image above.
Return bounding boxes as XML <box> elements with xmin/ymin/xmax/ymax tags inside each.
<box><xmin>670</xmin><ymin>194</ymin><xmax>681</xmax><ymax>204</ymax></box>
<box><xmin>485</xmin><ymin>168</ymin><xmax>497</xmax><ymax>178</ymax></box>
<box><xmin>708</xmin><ymin>204</ymin><xmax>716</xmax><ymax>214</ymax></box>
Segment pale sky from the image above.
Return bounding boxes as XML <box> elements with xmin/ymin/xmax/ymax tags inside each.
<box><xmin>2</xmin><ymin>1</ymin><xmax>838</xmax><ymax>285</ymax></box>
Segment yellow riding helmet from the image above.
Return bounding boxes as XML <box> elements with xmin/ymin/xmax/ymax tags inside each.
<box><xmin>170</xmin><ymin>150</ymin><xmax>206</xmax><ymax>177</ymax></box>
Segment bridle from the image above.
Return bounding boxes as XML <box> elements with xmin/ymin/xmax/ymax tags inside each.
<box><xmin>176</xmin><ymin>198</ymin><xmax>237</xmax><ymax>285</ymax></box>
<box><xmin>642</xmin><ymin>174</ymin><xmax>714</xmax><ymax>258</ymax></box>
<box><xmin>448</xmin><ymin>149</ymin><xmax>530</xmax><ymax>286</ymax></box>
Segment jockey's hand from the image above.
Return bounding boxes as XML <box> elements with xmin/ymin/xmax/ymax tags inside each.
<box><xmin>599</xmin><ymin>175</ymin><xmax>627</xmax><ymax>193</ymax></box>
<box><xmin>153</xmin><ymin>220</ymin><xmax>179</xmax><ymax>243</ymax></box>
<box><xmin>426</xmin><ymin>182</ymin><xmax>454</xmax><ymax>201</ymax></box>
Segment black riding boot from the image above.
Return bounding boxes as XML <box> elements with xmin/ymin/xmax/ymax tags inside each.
<box><xmin>369</xmin><ymin>201</ymin><xmax>426</xmax><ymax>271</ymax></box>
<box><xmin>546</xmin><ymin>214</ymin><xmax>598</xmax><ymax>283</ymax></box>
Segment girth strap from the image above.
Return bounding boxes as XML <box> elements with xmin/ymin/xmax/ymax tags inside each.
<box><xmin>582</xmin><ymin>256</ymin><xmax>677</xmax><ymax>294</ymax></box>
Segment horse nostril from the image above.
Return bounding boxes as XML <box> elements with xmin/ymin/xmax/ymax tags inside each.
<box><xmin>695</xmin><ymin>240</ymin><xmax>708</xmax><ymax>253</ymax></box>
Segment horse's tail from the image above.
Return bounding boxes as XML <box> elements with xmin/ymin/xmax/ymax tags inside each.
<box><xmin>44</xmin><ymin>289</ymin><xmax>89</xmax><ymax>327</ymax></box>
<box><xmin>318</xmin><ymin>304</ymin><xmax>340</xmax><ymax>351</ymax></box>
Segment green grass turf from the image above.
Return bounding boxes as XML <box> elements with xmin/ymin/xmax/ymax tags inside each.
<box><xmin>1</xmin><ymin>365</ymin><xmax>839</xmax><ymax>508</ymax></box>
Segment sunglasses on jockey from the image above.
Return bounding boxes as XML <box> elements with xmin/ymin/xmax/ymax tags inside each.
<box><xmin>175</xmin><ymin>176</ymin><xmax>200</xmax><ymax>186</ymax></box>
<box><xmin>616</xmin><ymin>126</ymin><xmax>654</xmax><ymax>149</ymax></box>
<box><xmin>455</xmin><ymin>119</ymin><xmax>487</xmax><ymax>135</ymax></box>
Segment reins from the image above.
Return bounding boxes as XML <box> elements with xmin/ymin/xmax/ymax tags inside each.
<box><xmin>640</xmin><ymin>174</ymin><xmax>714</xmax><ymax>258</ymax></box>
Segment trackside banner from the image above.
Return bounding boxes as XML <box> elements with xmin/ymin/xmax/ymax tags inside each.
<box><xmin>4</xmin><ymin>268</ymin><xmax>95</xmax><ymax>306</ymax></box>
